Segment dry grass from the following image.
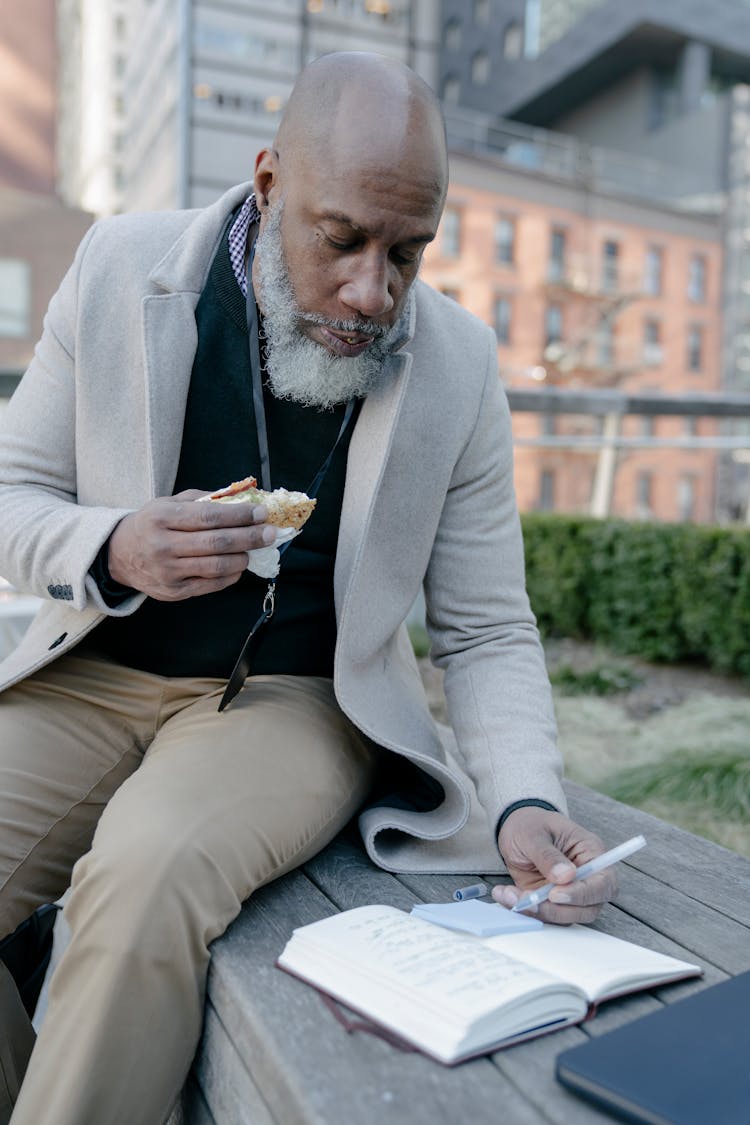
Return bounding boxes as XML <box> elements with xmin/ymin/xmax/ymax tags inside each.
<box><xmin>555</xmin><ymin>692</ymin><xmax>750</xmax><ymax>857</ymax></box>
<box><xmin>418</xmin><ymin>641</ymin><xmax>750</xmax><ymax>858</ymax></box>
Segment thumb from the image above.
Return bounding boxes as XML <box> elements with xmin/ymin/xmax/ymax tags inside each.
<box><xmin>528</xmin><ymin>839</ymin><xmax>577</xmax><ymax>885</ymax></box>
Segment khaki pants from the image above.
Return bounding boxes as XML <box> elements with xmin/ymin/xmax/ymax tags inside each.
<box><xmin>0</xmin><ymin>654</ymin><xmax>376</xmax><ymax>1125</ymax></box>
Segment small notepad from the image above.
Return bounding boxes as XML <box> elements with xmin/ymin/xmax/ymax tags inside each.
<box><xmin>410</xmin><ymin>900</ymin><xmax>543</xmax><ymax>937</ymax></box>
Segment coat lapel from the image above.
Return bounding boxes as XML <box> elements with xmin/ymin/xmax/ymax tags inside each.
<box><xmin>334</xmin><ymin>346</ymin><xmax>413</xmax><ymax>616</ymax></box>
<box><xmin>140</xmin><ymin>183</ymin><xmax>251</xmax><ymax>499</ymax></box>
<box><xmin>141</xmin><ymin>293</ymin><xmax>200</xmax><ymax>498</ymax></box>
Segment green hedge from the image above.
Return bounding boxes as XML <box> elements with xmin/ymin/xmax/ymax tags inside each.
<box><xmin>521</xmin><ymin>513</ymin><xmax>750</xmax><ymax>677</ymax></box>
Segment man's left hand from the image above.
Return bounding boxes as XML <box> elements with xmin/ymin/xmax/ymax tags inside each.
<box><xmin>493</xmin><ymin>807</ymin><xmax>615</xmax><ymax>925</ymax></box>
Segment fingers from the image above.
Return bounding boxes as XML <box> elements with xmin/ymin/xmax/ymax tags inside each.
<box><xmin>169</xmin><ymin>524</ymin><xmax>276</xmax><ymax>558</ymax></box>
<box><xmin>105</xmin><ymin>494</ymin><xmax>278</xmax><ymax>600</ymax></box>
<box><xmin>493</xmin><ymin>870</ymin><xmax>617</xmax><ymax>925</ymax></box>
<box><xmin>165</xmin><ymin>497</ymin><xmax>271</xmax><ymax>534</ymax></box>
<box><xmin>496</xmin><ymin>807</ymin><xmax>615</xmax><ymax>925</ymax></box>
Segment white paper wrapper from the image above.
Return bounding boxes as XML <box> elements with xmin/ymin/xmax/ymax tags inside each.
<box><xmin>247</xmin><ymin>526</ymin><xmax>299</xmax><ymax>579</ymax></box>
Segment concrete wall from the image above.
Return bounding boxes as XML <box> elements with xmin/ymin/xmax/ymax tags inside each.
<box><xmin>555</xmin><ymin>72</ymin><xmax>729</xmax><ymax>192</ymax></box>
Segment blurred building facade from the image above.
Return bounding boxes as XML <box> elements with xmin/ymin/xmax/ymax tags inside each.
<box><xmin>0</xmin><ymin>0</ymin><xmax>57</xmax><ymax>194</ymax></box>
<box><xmin>420</xmin><ymin>145</ymin><xmax>722</xmax><ymax>523</ymax></box>
<box><xmin>9</xmin><ymin>0</ymin><xmax>750</xmax><ymax>522</ymax></box>
<box><xmin>57</xmin><ymin>0</ymin><xmax>130</xmax><ymax>216</ymax></box>
<box><xmin>431</xmin><ymin>0</ymin><xmax>750</xmax><ymax>522</ymax></box>
<box><xmin>56</xmin><ymin>0</ymin><xmax>441</xmax><ymax>215</ymax></box>
<box><xmin>0</xmin><ymin>0</ymin><xmax>92</xmax><ymax>405</ymax></box>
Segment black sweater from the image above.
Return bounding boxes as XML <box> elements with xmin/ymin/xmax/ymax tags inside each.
<box><xmin>89</xmin><ymin>227</ymin><xmax>354</xmax><ymax>678</ymax></box>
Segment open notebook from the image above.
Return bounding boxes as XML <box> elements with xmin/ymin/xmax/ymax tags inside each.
<box><xmin>277</xmin><ymin>904</ymin><xmax>701</xmax><ymax>1065</ymax></box>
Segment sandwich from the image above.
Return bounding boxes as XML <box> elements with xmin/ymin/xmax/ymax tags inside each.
<box><xmin>199</xmin><ymin>476</ymin><xmax>316</xmax><ymax>531</ymax></box>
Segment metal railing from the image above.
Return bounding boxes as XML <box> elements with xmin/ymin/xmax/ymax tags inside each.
<box><xmin>443</xmin><ymin>107</ymin><xmax>722</xmax><ymax>211</ymax></box>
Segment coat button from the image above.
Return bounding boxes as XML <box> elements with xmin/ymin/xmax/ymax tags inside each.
<box><xmin>48</xmin><ymin>633</ymin><xmax>68</xmax><ymax>650</ymax></box>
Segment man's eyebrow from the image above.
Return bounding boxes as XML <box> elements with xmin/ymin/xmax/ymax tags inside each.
<box><xmin>320</xmin><ymin>211</ymin><xmax>435</xmax><ymax>244</ymax></box>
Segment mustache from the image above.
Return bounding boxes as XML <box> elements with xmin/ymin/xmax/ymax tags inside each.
<box><xmin>294</xmin><ymin>310</ymin><xmax>390</xmax><ymax>340</ymax></box>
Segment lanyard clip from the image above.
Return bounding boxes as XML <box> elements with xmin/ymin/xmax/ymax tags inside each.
<box><xmin>262</xmin><ymin>581</ymin><xmax>276</xmax><ymax>618</ymax></box>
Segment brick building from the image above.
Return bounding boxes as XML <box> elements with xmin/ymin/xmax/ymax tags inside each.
<box><xmin>0</xmin><ymin>1</ymin><xmax>93</xmax><ymax>403</ymax></box>
<box><xmin>421</xmin><ymin>147</ymin><xmax>723</xmax><ymax>523</ymax></box>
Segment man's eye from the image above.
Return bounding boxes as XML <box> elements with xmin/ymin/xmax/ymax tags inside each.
<box><xmin>326</xmin><ymin>237</ymin><xmax>355</xmax><ymax>252</ymax></box>
<box><xmin>392</xmin><ymin>250</ymin><xmax>420</xmax><ymax>267</ymax></box>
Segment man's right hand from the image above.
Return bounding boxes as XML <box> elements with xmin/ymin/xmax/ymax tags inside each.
<box><xmin>107</xmin><ymin>489</ymin><xmax>276</xmax><ymax>601</ymax></box>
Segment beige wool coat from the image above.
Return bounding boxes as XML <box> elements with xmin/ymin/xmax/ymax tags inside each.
<box><xmin>0</xmin><ymin>183</ymin><xmax>565</xmax><ymax>874</ymax></box>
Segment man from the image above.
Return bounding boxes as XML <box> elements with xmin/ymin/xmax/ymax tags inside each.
<box><xmin>0</xmin><ymin>53</ymin><xmax>614</xmax><ymax>1124</ymax></box>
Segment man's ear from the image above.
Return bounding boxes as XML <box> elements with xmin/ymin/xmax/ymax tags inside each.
<box><xmin>254</xmin><ymin>148</ymin><xmax>279</xmax><ymax>212</ymax></box>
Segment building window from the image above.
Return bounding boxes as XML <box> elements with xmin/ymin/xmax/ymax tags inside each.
<box><xmin>684</xmin><ymin>415</ymin><xmax>698</xmax><ymax>437</ymax></box>
<box><xmin>548</xmin><ymin>228</ymin><xmax>566</xmax><ymax>282</ymax></box>
<box><xmin>641</xmin><ymin>415</ymin><xmax>655</xmax><ymax>438</ymax></box>
<box><xmin>643</xmin><ymin>319</ymin><xmax>663</xmax><ymax>366</ymax></box>
<box><xmin>542</xmin><ymin>413</ymin><xmax>556</xmax><ymax>436</ymax></box>
<box><xmin>442</xmin><ymin>75</ymin><xmax>460</xmax><ymax>103</ymax></box>
<box><xmin>597</xmin><ymin>320</ymin><xmax>614</xmax><ymax>367</ymax></box>
<box><xmin>503</xmin><ymin>21</ymin><xmax>523</xmax><ymax>59</ymax></box>
<box><xmin>636</xmin><ymin>471</ymin><xmax>653</xmax><ymax>517</ymax></box>
<box><xmin>444</xmin><ymin>18</ymin><xmax>461</xmax><ymax>50</ymax></box>
<box><xmin>495</xmin><ymin>216</ymin><xmax>515</xmax><ymax>265</ymax></box>
<box><xmin>687</xmin><ymin>325</ymin><xmax>703</xmax><ymax>371</ymax></box>
<box><xmin>471</xmin><ymin>50</ymin><xmax>490</xmax><ymax>84</ymax></box>
<box><xmin>539</xmin><ymin>469</ymin><xmax>555</xmax><ymax>511</ymax></box>
<box><xmin>688</xmin><ymin>254</ymin><xmax>707</xmax><ymax>302</ymax></box>
<box><xmin>649</xmin><ymin>66</ymin><xmax>680</xmax><ymax>131</ymax></box>
<box><xmin>678</xmin><ymin>476</ymin><xmax>696</xmax><ymax>521</ymax></box>
<box><xmin>441</xmin><ymin>207</ymin><xmax>461</xmax><ymax>257</ymax></box>
<box><xmin>494</xmin><ymin>297</ymin><xmax>512</xmax><ymax>345</ymax></box>
<box><xmin>0</xmin><ymin>259</ymin><xmax>31</xmax><ymax>338</ymax></box>
<box><xmin>545</xmin><ymin>304</ymin><xmax>563</xmax><ymax>347</ymax></box>
<box><xmin>644</xmin><ymin>246</ymin><xmax>663</xmax><ymax>296</ymax></box>
<box><xmin>474</xmin><ymin>0</ymin><xmax>490</xmax><ymax>25</ymax></box>
<box><xmin>601</xmin><ymin>240</ymin><xmax>619</xmax><ymax>292</ymax></box>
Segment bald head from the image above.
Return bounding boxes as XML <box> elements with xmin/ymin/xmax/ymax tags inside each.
<box><xmin>251</xmin><ymin>52</ymin><xmax>448</xmax><ymax>359</ymax></box>
<box><xmin>273</xmin><ymin>52</ymin><xmax>448</xmax><ymax>206</ymax></box>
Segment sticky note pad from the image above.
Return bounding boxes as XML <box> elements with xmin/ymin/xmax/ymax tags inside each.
<box><xmin>410</xmin><ymin>900</ymin><xmax>543</xmax><ymax>937</ymax></box>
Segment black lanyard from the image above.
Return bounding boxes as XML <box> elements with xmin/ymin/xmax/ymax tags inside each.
<box><xmin>218</xmin><ymin>229</ymin><xmax>355</xmax><ymax>711</ymax></box>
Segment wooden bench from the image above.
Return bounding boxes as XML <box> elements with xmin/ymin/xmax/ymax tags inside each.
<box><xmin>174</xmin><ymin>781</ymin><xmax>750</xmax><ymax>1124</ymax></box>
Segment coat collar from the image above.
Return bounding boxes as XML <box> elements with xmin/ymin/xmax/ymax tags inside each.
<box><xmin>147</xmin><ymin>183</ymin><xmax>252</xmax><ymax>295</ymax></box>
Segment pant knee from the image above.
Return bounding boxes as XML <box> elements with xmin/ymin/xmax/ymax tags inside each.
<box><xmin>65</xmin><ymin>825</ymin><xmax>239</xmax><ymax>963</ymax></box>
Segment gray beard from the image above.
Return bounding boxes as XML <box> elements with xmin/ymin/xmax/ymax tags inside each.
<box><xmin>253</xmin><ymin>201</ymin><xmax>413</xmax><ymax>409</ymax></box>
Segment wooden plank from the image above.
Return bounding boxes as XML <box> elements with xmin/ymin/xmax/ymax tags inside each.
<box><xmin>302</xmin><ymin>833</ymin><xmax>419</xmax><ymax>913</ymax></box>
<box><xmin>490</xmin><ymin>1027</ymin><xmax>610</xmax><ymax>1125</ymax></box>
<box><xmin>305</xmin><ymin>839</ymin><xmax>714</xmax><ymax>1122</ymax></box>
<box><xmin>193</xmin><ymin>788</ymin><xmax>749</xmax><ymax>1125</ymax></box>
<box><xmin>206</xmin><ymin>871</ymin><xmax>547</xmax><ymax>1125</ymax></box>
<box><xmin>190</xmin><ymin>1001</ymin><xmax>275</xmax><ymax>1125</ymax></box>
<box><xmin>565</xmin><ymin>782</ymin><xmax>750</xmax><ymax>926</ymax></box>
<box><xmin>612</xmin><ymin>864</ymin><xmax>750</xmax><ymax>976</ymax></box>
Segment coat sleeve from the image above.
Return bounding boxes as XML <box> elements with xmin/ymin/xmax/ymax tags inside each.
<box><xmin>0</xmin><ymin>224</ymin><xmax>137</xmax><ymax>612</ymax></box>
<box><xmin>422</xmin><ymin>326</ymin><xmax>567</xmax><ymax>829</ymax></box>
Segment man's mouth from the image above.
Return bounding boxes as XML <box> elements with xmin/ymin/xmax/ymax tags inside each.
<box><xmin>317</xmin><ymin>325</ymin><xmax>376</xmax><ymax>358</ymax></box>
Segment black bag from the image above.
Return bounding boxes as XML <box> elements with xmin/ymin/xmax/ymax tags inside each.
<box><xmin>0</xmin><ymin>904</ymin><xmax>60</xmax><ymax>1018</ymax></box>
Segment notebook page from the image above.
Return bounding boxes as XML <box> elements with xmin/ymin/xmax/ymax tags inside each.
<box><xmin>281</xmin><ymin>905</ymin><xmax>587</xmax><ymax>1054</ymax></box>
<box><xmin>482</xmin><ymin>925</ymin><xmax>699</xmax><ymax>1001</ymax></box>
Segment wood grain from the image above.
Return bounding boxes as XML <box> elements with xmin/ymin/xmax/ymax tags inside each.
<box><xmin>185</xmin><ymin>784</ymin><xmax>750</xmax><ymax>1124</ymax></box>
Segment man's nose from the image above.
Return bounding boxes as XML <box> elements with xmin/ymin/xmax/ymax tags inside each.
<box><xmin>339</xmin><ymin>256</ymin><xmax>394</xmax><ymax>319</ymax></box>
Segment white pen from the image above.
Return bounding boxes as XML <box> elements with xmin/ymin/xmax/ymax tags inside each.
<box><xmin>510</xmin><ymin>834</ymin><xmax>647</xmax><ymax>913</ymax></box>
